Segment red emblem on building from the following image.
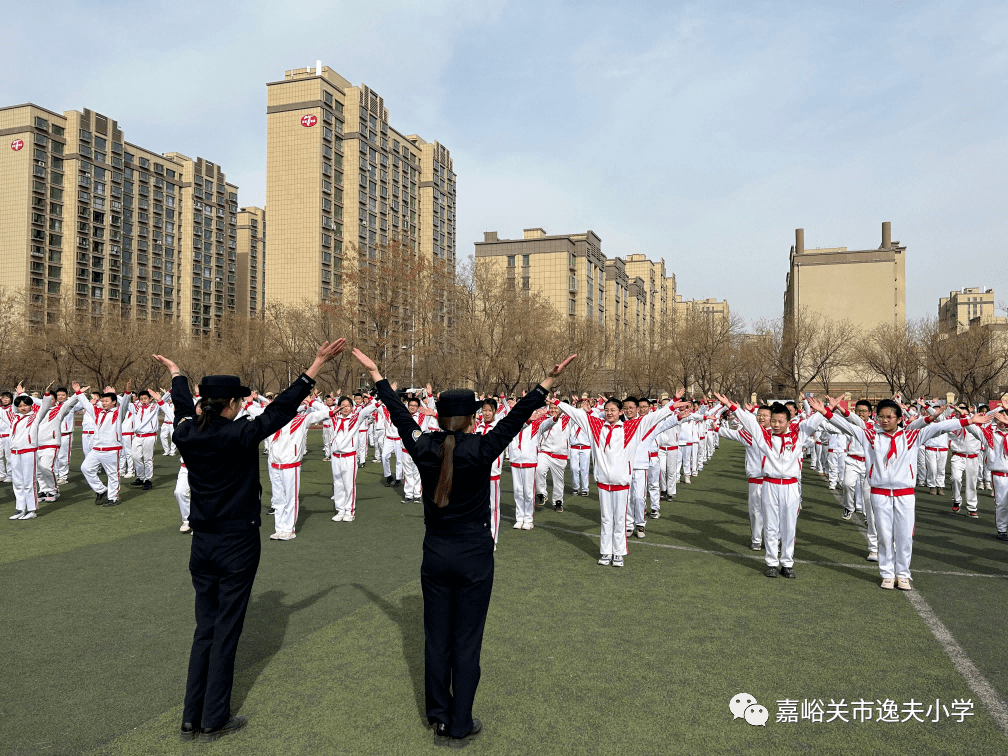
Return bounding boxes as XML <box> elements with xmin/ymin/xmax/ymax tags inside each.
<box><xmin>11</xmin><ymin>139</ymin><xmax>24</xmax><ymax>151</ymax></box>
<box><xmin>301</xmin><ymin>114</ymin><xmax>318</xmax><ymax>128</ymax></box>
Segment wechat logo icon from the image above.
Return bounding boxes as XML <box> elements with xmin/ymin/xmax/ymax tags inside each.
<box><xmin>730</xmin><ymin>693</ymin><xmax>768</xmax><ymax>726</ymax></box>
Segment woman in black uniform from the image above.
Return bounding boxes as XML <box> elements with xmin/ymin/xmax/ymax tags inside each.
<box><xmin>154</xmin><ymin>338</ymin><xmax>346</xmax><ymax>743</ymax></box>
<box><xmin>352</xmin><ymin>347</ymin><xmax>576</xmax><ymax>748</ymax></box>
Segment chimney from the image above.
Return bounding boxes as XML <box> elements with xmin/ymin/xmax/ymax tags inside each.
<box><xmin>795</xmin><ymin>228</ymin><xmax>804</xmax><ymax>255</ymax></box>
<box><xmin>483</xmin><ymin>231</ymin><xmax>498</xmax><ymax>242</ymax></box>
<box><xmin>881</xmin><ymin>221</ymin><xmax>891</xmax><ymax>249</ymax></box>
<box><xmin>316</xmin><ymin>60</ymin><xmax>322</xmax><ymax>76</ymax></box>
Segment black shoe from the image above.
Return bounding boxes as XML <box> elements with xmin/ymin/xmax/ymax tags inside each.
<box><xmin>842</xmin><ymin>508</ymin><xmax>853</xmax><ymax>521</ymax></box>
<box><xmin>997</xmin><ymin>532</ymin><xmax>1008</xmax><ymax>541</ymax></box>
<box><xmin>95</xmin><ymin>491</ymin><xmax>107</xmax><ymax>506</ymax></box>
<box><xmin>554</xmin><ymin>501</ymin><xmax>563</xmax><ymax>512</ymax></box>
<box><xmin>180</xmin><ymin>722</ymin><xmax>200</xmax><ymax>742</ymax></box>
<box><xmin>435</xmin><ymin>718</ymin><xmax>483</xmax><ymax>749</ymax></box>
<box><xmin>393</xmin><ymin>478</ymin><xmax>401</xmax><ymax>488</ymax></box>
<box><xmin>766</xmin><ymin>566</ymin><xmax>778</xmax><ymax>578</ymax></box>
<box><xmin>381</xmin><ymin>476</ymin><xmax>391</xmax><ymax>487</ymax></box>
<box><xmin>131</xmin><ymin>478</ymin><xmax>144</xmax><ymax>487</ymax></box>
<box><xmin>433</xmin><ymin>722</ymin><xmax>451</xmax><ymax>747</ymax></box>
<box><xmin>102</xmin><ymin>499</ymin><xmax>120</xmax><ymax>507</ymax></box>
<box><xmin>267</xmin><ymin>507</ymin><xmax>276</xmax><ymax>515</ymax></box>
<box><xmin>143</xmin><ymin>480</ymin><xmax>153</xmax><ymax>490</ymax></box>
<box><xmin>780</xmin><ymin>566</ymin><xmax>797</xmax><ymax>579</ymax></box>
<box><xmin>581</xmin><ymin>490</ymin><xmax>589</xmax><ymax>497</ymax></box>
<box><xmin>199</xmin><ymin>715</ymin><xmax>247</xmax><ymax>742</ymax></box>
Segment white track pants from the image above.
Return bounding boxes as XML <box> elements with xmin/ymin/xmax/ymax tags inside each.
<box><xmin>535</xmin><ymin>453</ymin><xmax>566</xmax><ymax>503</ymax></box>
<box><xmin>160</xmin><ymin>423</ymin><xmax>176</xmax><ymax>454</ymax></box>
<box><xmin>679</xmin><ymin>445</ymin><xmax>691</xmax><ymax>480</ymax></box>
<box><xmin>83</xmin><ymin>449</ymin><xmax>121</xmax><ymax>501</ymax></box>
<box><xmin>843</xmin><ymin>461</ymin><xmax>877</xmax><ymax>553</ymax></box>
<box><xmin>761</xmin><ymin>481</ymin><xmax>800</xmax><ymax>568</ymax></box>
<box><xmin>0</xmin><ymin>436</ymin><xmax>10</xmax><ymax>480</ymax></box>
<box><xmin>490</xmin><ymin>476</ymin><xmax>501</xmax><ymax>544</ymax></box>
<box><xmin>599</xmin><ymin>485</ymin><xmax>630</xmax><ymax>557</ymax></box>
<box><xmin>36</xmin><ymin>446</ymin><xmax>59</xmax><ymax>495</ymax></box>
<box><xmin>511</xmin><ymin>464</ymin><xmax>535</xmax><ymax>524</ymax></box>
<box><xmin>402</xmin><ymin>453</ymin><xmax>422</xmax><ymax>499</ymax></box>
<box><xmin>268</xmin><ymin>463</ymin><xmax>283</xmax><ymax>511</ymax></box>
<box><xmin>993</xmin><ymin>474</ymin><xmax>1008</xmax><ymax>534</ymax></box>
<box><xmin>950</xmin><ymin>455</ymin><xmax>979</xmax><ymax>511</ymax></box>
<box><xmin>382</xmin><ymin>438</ymin><xmax>403</xmax><ymax>480</ymax></box>
<box><xmin>925</xmin><ymin>449</ymin><xmax>948</xmax><ymax>488</ymax></box>
<box><xmin>747</xmin><ymin>481</ymin><xmax>764</xmax><ymax>548</ymax></box>
<box><xmin>58</xmin><ymin>436</ymin><xmax>71</xmax><ymax>479</ymax></box>
<box><xmin>132</xmin><ymin>435</ymin><xmax>155</xmax><ymax>481</ymax></box>
<box><xmin>82</xmin><ymin>432</ymin><xmax>94</xmax><ymax>458</ymax></box>
<box><xmin>331</xmin><ymin>453</ymin><xmax>358</xmax><ymax>516</ymax></box>
<box><xmin>175</xmin><ymin>466</ymin><xmax>190</xmax><ymax>522</ymax></box>
<box><xmin>827</xmin><ymin>450</ymin><xmax>843</xmax><ymax>487</ymax></box>
<box><xmin>371</xmin><ymin>428</ymin><xmax>383</xmax><ymax>461</ymax></box>
<box><xmin>917</xmin><ymin>445</ymin><xmax>927</xmax><ymax>484</ymax></box>
<box><xmin>872</xmin><ymin>492</ymin><xmax>914</xmax><ymax>579</ymax></box>
<box><xmin>660</xmin><ymin>447</ymin><xmax>679</xmax><ymax>497</ymax></box>
<box><xmin>322</xmin><ymin>426</ymin><xmax>333</xmax><ymax>459</ymax></box>
<box><xmin>11</xmin><ymin>451</ymin><xmax>38</xmax><ymax>512</ymax></box>
<box><xmin>647</xmin><ymin>457</ymin><xmax>661</xmax><ymax>512</ymax></box>
<box><xmin>690</xmin><ymin>443</ymin><xmax>699</xmax><ymax>476</ymax></box>
<box><xmin>271</xmin><ymin>464</ymin><xmax>301</xmax><ymax>533</ymax></box>
<box><xmin>570</xmin><ymin>448</ymin><xmax>590</xmax><ymax>493</ymax></box>
<box><xmin>629</xmin><ymin>468</ymin><xmax>648</xmax><ymax>527</ymax></box>
<box><xmin>119</xmin><ymin>437</ymin><xmax>134</xmax><ymax>477</ymax></box>
<box><xmin>356</xmin><ymin>430</ymin><xmax>368</xmax><ymax>465</ymax></box>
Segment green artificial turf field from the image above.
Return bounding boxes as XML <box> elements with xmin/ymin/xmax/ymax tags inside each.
<box><xmin>2</xmin><ymin>431</ymin><xmax>1007</xmax><ymax>755</ymax></box>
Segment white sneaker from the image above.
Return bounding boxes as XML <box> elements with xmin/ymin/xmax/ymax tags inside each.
<box><xmin>57</xmin><ymin>478</ymin><xmax>68</xmax><ymax>485</ymax></box>
<box><xmin>20</xmin><ymin>511</ymin><xmax>37</xmax><ymax>520</ymax></box>
<box><xmin>512</xmin><ymin>521</ymin><xmax>523</xmax><ymax>529</ymax></box>
<box><xmin>521</xmin><ymin>521</ymin><xmax>533</xmax><ymax>530</ymax></box>
<box><xmin>896</xmin><ymin>576</ymin><xmax>912</xmax><ymax>591</ymax></box>
<box><xmin>598</xmin><ymin>554</ymin><xmax>612</xmax><ymax>566</ymax></box>
<box><xmin>332</xmin><ymin>512</ymin><xmax>345</xmax><ymax>522</ymax></box>
<box><xmin>612</xmin><ymin>555</ymin><xmax>624</xmax><ymax>567</ymax></box>
<box><xmin>269</xmin><ymin>530</ymin><xmax>283</xmax><ymax>540</ymax></box>
<box><xmin>277</xmin><ymin>530</ymin><xmax>296</xmax><ymax>541</ymax></box>
<box><xmin>343</xmin><ymin>514</ymin><xmax>355</xmax><ymax>522</ymax></box>
<box><xmin>180</xmin><ymin>521</ymin><xmax>190</xmax><ymax>533</ymax></box>
<box><xmin>867</xmin><ymin>551</ymin><xmax>878</xmax><ymax>562</ymax></box>
<box><xmin>9</xmin><ymin>511</ymin><xmax>26</xmax><ymax>520</ymax></box>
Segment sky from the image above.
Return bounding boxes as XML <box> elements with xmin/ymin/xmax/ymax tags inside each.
<box><xmin>2</xmin><ymin>0</ymin><xmax>1005</xmax><ymax>326</ymax></box>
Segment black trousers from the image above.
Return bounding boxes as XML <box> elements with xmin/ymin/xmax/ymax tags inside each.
<box><xmin>421</xmin><ymin>527</ymin><xmax>495</xmax><ymax>738</ymax></box>
<box><xmin>182</xmin><ymin>529</ymin><xmax>261</xmax><ymax>730</ymax></box>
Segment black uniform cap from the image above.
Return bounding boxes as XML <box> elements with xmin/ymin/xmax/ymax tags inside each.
<box><xmin>435</xmin><ymin>389</ymin><xmax>482</xmax><ymax>417</ymax></box>
<box><xmin>198</xmin><ymin>375</ymin><xmax>251</xmax><ymax>399</ymax></box>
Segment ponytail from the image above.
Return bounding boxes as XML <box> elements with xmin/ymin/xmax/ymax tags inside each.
<box><xmin>198</xmin><ymin>396</ymin><xmax>232</xmax><ymax>431</ymax></box>
<box><xmin>433</xmin><ymin>415</ymin><xmax>473</xmax><ymax>508</ymax></box>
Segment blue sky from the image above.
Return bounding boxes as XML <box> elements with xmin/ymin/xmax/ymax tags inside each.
<box><xmin>3</xmin><ymin>0</ymin><xmax>1004</xmax><ymax>324</ymax></box>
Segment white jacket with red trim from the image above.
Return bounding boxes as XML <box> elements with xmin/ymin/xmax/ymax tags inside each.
<box><xmin>78</xmin><ymin>391</ymin><xmax>129</xmax><ymax>450</ymax></box>
<box><xmin>267</xmin><ymin>405</ymin><xmax>331</xmax><ymax>466</ymax></box>
<box><xmin>37</xmin><ymin>395</ymin><xmax>80</xmax><ymax>449</ymax></box>
<box><xmin>733</xmin><ymin>405</ymin><xmax>826</xmax><ymax>481</ymax></box>
<box><xmin>507</xmin><ymin>414</ymin><xmax>551</xmax><ymax>465</ymax></box>
<box><xmin>829</xmin><ymin>412</ymin><xmax>969</xmax><ymax>490</ymax></box>
<box><xmin>632</xmin><ymin>411</ymin><xmax>687</xmax><ymax>469</ymax></box>
<box><xmin>558</xmin><ymin>401</ymin><xmax>676</xmax><ymax>487</ymax></box>
<box><xmin>0</xmin><ymin>403</ymin><xmax>13</xmax><ymax>437</ymax></box>
<box><xmin>328</xmin><ymin>402</ymin><xmax>378</xmax><ymax>455</ymax></box>
<box><xmin>719</xmin><ymin>421</ymin><xmax>765</xmax><ymax>480</ymax></box>
<box><xmin>9</xmin><ymin>394</ymin><xmax>52</xmax><ymax>453</ymax></box>
<box><xmin>967</xmin><ymin>420</ymin><xmax>1008</xmax><ymax>474</ymax></box>
<box><xmin>130</xmin><ymin>400</ymin><xmax>160</xmax><ymax>436</ymax></box>
<box><xmin>538</xmin><ymin>414</ymin><xmax>574</xmax><ymax>458</ymax></box>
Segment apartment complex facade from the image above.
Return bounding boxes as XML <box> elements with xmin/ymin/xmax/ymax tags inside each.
<box><xmin>264</xmin><ymin>63</ymin><xmax>456</xmax><ymax>307</ymax></box>
<box><xmin>236</xmin><ymin>207</ymin><xmax>267</xmax><ymax>317</ymax></box>
<box><xmin>783</xmin><ymin>222</ymin><xmax>906</xmax><ymax>334</ymax></box>
<box><xmin>623</xmin><ymin>253</ymin><xmax>671</xmax><ymax>341</ymax></box>
<box><xmin>673</xmin><ymin>294</ymin><xmax>730</xmax><ymax>325</ymax></box>
<box><xmin>938</xmin><ymin>287</ymin><xmax>1001</xmax><ymax>334</ymax></box>
<box><xmin>0</xmin><ymin>103</ymin><xmax>246</xmax><ymax>333</ymax></box>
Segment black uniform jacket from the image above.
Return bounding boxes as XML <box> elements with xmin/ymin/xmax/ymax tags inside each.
<box><xmin>377</xmin><ymin>379</ymin><xmax>548</xmax><ymax>529</ymax></box>
<box><xmin>171</xmin><ymin>372</ymin><xmax>315</xmax><ymax>533</ymax></box>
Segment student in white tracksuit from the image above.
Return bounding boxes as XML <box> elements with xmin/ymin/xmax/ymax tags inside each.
<box><xmin>717</xmin><ymin>405</ymin><xmax>770</xmax><ymax>551</ymax></box>
<box><xmin>55</xmin><ymin>388</ymin><xmax>75</xmax><ymax>483</ymax></box>
<box><xmin>380</xmin><ymin>401</ymin><xmax>405</xmax><ymax>487</ymax></box>
<box><xmin>569</xmin><ymin>401</ymin><xmax>593</xmax><ymax>497</ymax></box>
<box><xmin>628</xmin><ymin>401</ymin><xmax>684</xmax><ymax>535</ymax></box>
<box><xmin>33</xmin><ymin>390</ymin><xmax>80</xmax><ymax>501</ymax></box>
<box><xmin>400</xmin><ymin>396</ymin><xmax>438</xmax><ymax>502</ymax></box>
<box><xmin>559</xmin><ymin>394</ymin><xmax>688</xmax><ymax>566</ymax></box>
<box><xmin>924</xmin><ymin>417</ymin><xmax>949</xmax><ymax>494</ymax></box>
<box><xmin>78</xmin><ymin>393</ymin><xmax>98</xmax><ymax>458</ymax></box>
<box><xmin>0</xmin><ymin>395</ymin><xmax>13</xmax><ymax>483</ymax></box>
<box><xmin>352</xmin><ymin>393</ymin><xmax>371</xmax><ymax>466</ymax></box>
<box><xmin>119</xmin><ymin>406</ymin><xmax>135</xmax><ymax>479</ymax></box>
<box><xmin>508</xmin><ymin>408</ymin><xmax>551</xmax><ymax>529</ymax></box>
<box><xmin>156</xmin><ymin>394</ymin><xmax>177</xmax><ymax>456</ymax></box>
<box><xmin>328</xmin><ymin>396</ymin><xmax>377</xmax><ymax>521</ymax></box>
<box><xmin>266</xmin><ymin>397</ymin><xmax>331</xmax><ymax>539</ymax></box>
<box><xmin>321</xmin><ymin>394</ymin><xmax>336</xmax><ymax>461</ymax></box>
<box><xmin>828</xmin><ymin>402</ymin><xmax>879</xmax><ymax>561</ymax></box>
<box><xmin>947</xmin><ymin>406</ymin><xmax>983</xmax><ymax>516</ymax></box>
<box><xmin>967</xmin><ymin>408</ymin><xmax>1008</xmax><ymax>538</ymax></box>
<box><xmin>827</xmin><ymin>399</ymin><xmax>979</xmax><ymax>589</ymax></box>
<box><xmin>723</xmin><ymin>395</ymin><xmax>827</xmax><ymax>578</ymax></box>
<box><xmin>656</xmin><ymin>396</ymin><xmax>680</xmax><ymax>502</ymax></box>
<box><xmin>475</xmin><ymin>398</ymin><xmax>507</xmax><ymax>544</ymax></box>
<box><xmin>8</xmin><ymin>388</ymin><xmax>52</xmax><ymax>519</ymax></box>
<box><xmin>129</xmin><ymin>392</ymin><xmax>160</xmax><ymax>487</ymax></box>
<box><xmin>535</xmin><ymin>405</ymin><xmax>572</xmax><ymax>510</ymax></box>
<box><xmin>77</xmin><ymin>382</ymin><xmax>130</xmax><ymax>506</ymax></box>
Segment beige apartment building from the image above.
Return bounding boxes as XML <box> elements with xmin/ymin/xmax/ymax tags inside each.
<box><xmin>474</xmin><ymin>228</ymin><xmax>607</xmax><ymax>321</ymax></box>
<box><xmin>264</xmin><ymin>63</ymin><xmax>456</xmax><ymax>306</ymax></box>
<box><xmin>938</xmin><ymin>287</ymin><xmax>999</xmax><ymax>334</ymax></box>
<box><xmin>0</xmin><ymin>103</ymin><xmax>244</xmax><ymax>333</ymax></box>
<box><xmin>623</xmin><ymin>253</ymin><xmax>670</xmax><ymax>341</ymax></box>
<box><xmin>673</xmin><ymin>294</ymin><xmax>730</xmax><ymax>324</ymax></box>
<box><xmin>604</xmin><ymin>258</ymin><xmax>630</xmax><ymax>345</ymax></box>
<box><xmin>783</xmin><ymin>222</ymin><xmax>905</xmax><ymax>333</ymax></box>
<box><xmin>236</xmin><ymin>207</ymin><xmax>266</xmax><ymax>317</ymax></box>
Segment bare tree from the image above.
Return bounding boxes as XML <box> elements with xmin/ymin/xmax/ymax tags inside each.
<box><xmin>923</xmin><ymin>316</ymin><xmax>1008</xmax><ymax>403</ymax></box>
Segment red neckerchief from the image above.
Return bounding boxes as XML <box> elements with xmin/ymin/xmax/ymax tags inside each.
<box><xmin>604</xmin><ymin>421</ymin><xmax>622</xmax><ymax>450</ymax></box>
<box><xmin>880</xmin><ymin>430</ymin><xmax>902</xmax><ymax>463</ymax></box>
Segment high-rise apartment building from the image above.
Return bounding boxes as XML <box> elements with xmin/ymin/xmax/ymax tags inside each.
<box><xmin>938</xmin><ymin>287</ymin><xmax>999</xmax><ymax>334</ymax></box>
<box><xmin>783</xmin><ymin>222</ymin><xmax>905</xmax><ymax>333</ymax></box>
<box><xmin>604</xmin><ymin>258</ymin><xmax>630</xmax><ymax>344</ymax></box>
<box><xmin>623</xmin><ymin>253</ymin><xmax>669</xmax><ymax>340</ymax></box>
<box><xmin>0</xmin><ymin>103</ymin><xmax>242</xmax><ymax>333</ymax></box>
<box><xmin>475</xmin><ymin>228</ymin><xmax>607</xmax><ymax>321</ymax></box>
<box><xmin>236</xmin><ymin>207</ymin><xmax>266</xmax><ymax>317</ymax></box>
<box><xmin>264</xmin><ymin>63</ymin><xmax>456</xmax><ymax>306</ymax></box>
<box><xmin>673</xmin><ymin>294</ymin><xmax>730</xmax><ymax>324</ymax></box>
